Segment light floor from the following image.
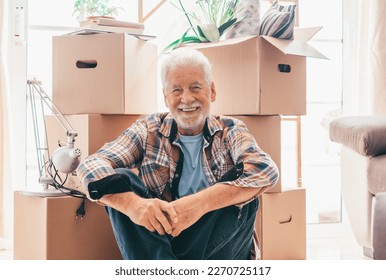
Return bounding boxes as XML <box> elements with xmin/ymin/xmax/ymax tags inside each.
<box><xmin>306</xmin><ymin>222</ymin><xmax>371</xmax><ymax>260</ymax></box>
<box><xmin>0</xmin><ymin>222</ymin><xmax>371</xmax><ymax>260</ymax></box>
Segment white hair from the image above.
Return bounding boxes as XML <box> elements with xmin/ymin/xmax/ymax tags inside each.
<box><xmin>160</xmin><ymin>48</ymin><xmax>213</xmax><ymax>88</ymax></box>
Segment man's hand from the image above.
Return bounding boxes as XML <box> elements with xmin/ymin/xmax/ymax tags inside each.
<box><xmin>169</xmin><ymin>195</ymin><xmax>206</xmax><ymax>237</ymax></box>
<box><xmin>99</xmin><ymin>184</ymin><xmax>264</xmax><ymax>237</ymax></box>
<box><xmin>100</xmin><ymin>192</ymin><xmax>178</xmax><ymax>235</ymax></box>
<box><xmin>128</xmin><ymin>197</ymin><xmax>179</xmax><ymax>235</ymax></box>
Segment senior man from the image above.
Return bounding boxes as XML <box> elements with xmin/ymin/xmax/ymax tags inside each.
<box><xmin>77</xmin><ymin>48</ymin><xmax>279</xmax><ymax>260</ymax></box>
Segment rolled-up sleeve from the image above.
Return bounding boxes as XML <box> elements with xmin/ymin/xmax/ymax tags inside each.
<box><xmin>223</xmin><ymin>122</ymin><xmax>280</xmax><ymax>190</ymax></box>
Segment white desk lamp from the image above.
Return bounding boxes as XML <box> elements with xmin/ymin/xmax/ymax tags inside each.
<box><xmin>25</xmin><ymin>78</ymin><xmax>85</xmax><ymax>198</ymax></box>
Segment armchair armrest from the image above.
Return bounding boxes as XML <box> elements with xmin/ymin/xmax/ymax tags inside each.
<box><xmin>329</xmin><ymin>116</ymin><xmax>386</xmax><ymax>157</ymax></box>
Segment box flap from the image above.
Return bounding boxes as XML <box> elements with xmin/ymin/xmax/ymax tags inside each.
<box><xmin>294</xmin><ymin>26</ymin><xmax>323</xmax><ymax>41</ymax></box>
<box><xmin>261</xmin><ymin>35</ymin><xmax>328</xmax><ymax>59</ymax></box>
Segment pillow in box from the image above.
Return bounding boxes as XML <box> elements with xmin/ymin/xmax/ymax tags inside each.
<box><xmin>259</xmin><ymin>0</ymin><xmax>296</xmax><ymax>39</ymax></box>
<box><xmin>226</xmin><ymin>0</ymin><xmax>261</xmax><ymax>39</ymax></box>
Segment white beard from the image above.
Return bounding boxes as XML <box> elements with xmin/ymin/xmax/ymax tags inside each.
<box><xmin>173</xmin><ymin>105</ymin><xmax>210</xmax><ymax>135</ymax></box>
<box><xmin>175</xmin><ymin>112</ymin><xmax>207</xmax><ymax>132</ymax></box>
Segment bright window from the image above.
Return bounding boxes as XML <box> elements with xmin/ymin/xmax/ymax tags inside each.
<box><xmin>298</xmin><ymin>0</ymin><xmax>343</xmax><ymax>223</ymax></box>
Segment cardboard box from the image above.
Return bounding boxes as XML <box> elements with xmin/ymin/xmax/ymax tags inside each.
<box><xmin>14</xmin><ymin>192</ymin><xmax>122</xmax><ymax>260</ymax></box>
<box><xmin>192</xmin><ymin>27</ymin><xmax>326</xmax><ymax>115</ymax></box>
<box><xmin>45</xmin><ymin>114</ymin><xmax>141</xmax><ymax>191</ymax></box>
<box><xmin>232</xmin><ymin>115</ymin><xmax>282</xmax><ymax>193</ymax></box>
<box><xmin>45</xmin><ymin>114</ymin><xmax>141</xmax><ymax>158</ymax></box>
<box><xmin>52</xmin><ymin>33</ymin><xmax>157</xmax><ymax>114</ymax></box>
<box><xmin>255</xmin><ymin>188</ymin><xmax>306</xmax><ymax>260</ymax></box>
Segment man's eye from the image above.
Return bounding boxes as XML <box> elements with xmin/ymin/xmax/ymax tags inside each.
<box><xmin>172</xmin><ymin>88</ymin><xmax>182</xmax><ymax>94</ymax></box>
<box><xmin>191</xmin><ymin>86</ymin><xmax>201</xmax><ymax>91</ymax></box>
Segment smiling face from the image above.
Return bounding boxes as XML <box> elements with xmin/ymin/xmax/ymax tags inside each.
<box><xmin>163</xmin><ymin>66</ymin><xmax>216</xmax><ymax>136</ymax></box>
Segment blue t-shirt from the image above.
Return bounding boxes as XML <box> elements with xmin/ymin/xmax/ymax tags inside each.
<box><xmin>177</xmin><ymin>133</ymin><xmax>209</xmax><ymax>198</ymax></box>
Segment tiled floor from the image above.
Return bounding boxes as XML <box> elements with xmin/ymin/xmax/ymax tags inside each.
<box><xmin>306</xmin><ymin>222</ymin><xmax>371</xmax><ymax>260</ymax></box>
<box><xmin>0</xmin><ymin>250</ymin><xmax>12</xmax><ymax>260</ymax></box>
<box><xmin>0</xmin><ymin>222</ymin><xmax>371</xmax><ymax>260</ymax></box>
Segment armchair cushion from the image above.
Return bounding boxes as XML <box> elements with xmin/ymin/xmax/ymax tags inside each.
<box><xmin>329</xmin><ymin>116</ymin><xmax>386</xmax><ymax>157</ymax></box>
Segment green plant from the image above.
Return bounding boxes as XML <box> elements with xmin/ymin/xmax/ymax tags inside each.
<box><xmin>163</xmin><ymin>0</ymin><xmax>242</xmax><ymax>53</ymax></box>
<box><xmin>73</xmin><ymin>0</ymin><xmax>122</xmax><ymax>21</ymax></box>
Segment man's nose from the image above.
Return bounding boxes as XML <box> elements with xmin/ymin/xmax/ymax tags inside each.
<box><xmin>180</xmin><ymin>90</ymin><xmax>195</xmax><ymax>104</ymax></box>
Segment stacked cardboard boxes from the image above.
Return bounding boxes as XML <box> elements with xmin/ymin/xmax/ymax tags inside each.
<box><xmin>15</xmin><ymin>27</ymin><xmax>323</xmax><ymax>259</ymax></box>
<box><xmin>190</xmin><ymin>27</ymin><xmax>326</xmax><ymax>259</ymax></box>
<box><xmin>14</xmin><ymin>33</ymin><xmax>158</xmax><ymax>260</ymax></box>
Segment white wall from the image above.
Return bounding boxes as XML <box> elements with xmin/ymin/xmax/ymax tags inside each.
<box><xmin>1</xmin><ymin>0</ymin><xmax>28</xmax><ymax>246</ymax></box>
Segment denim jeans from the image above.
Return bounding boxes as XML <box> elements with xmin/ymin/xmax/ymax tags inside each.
<box><xmin>104</xmin><ymin>168</ymin><xmax>259</xmax><ymax>260</ymax></box>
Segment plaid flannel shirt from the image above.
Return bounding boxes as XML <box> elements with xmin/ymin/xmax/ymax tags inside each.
<box><xmin>77</xmin><ymin>112</ymin><xmax>279</xmax><ymax>201</ymax></box>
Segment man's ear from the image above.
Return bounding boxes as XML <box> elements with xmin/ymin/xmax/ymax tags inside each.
<box><xmin>163</xmin><ymin>89</ymin><xmax>169</xmax><ymax>108</ymax></box>
<box><xmin>210</xmin><ymin>82</ymin><xmax>217</xmax><ymax>102</ymax></box>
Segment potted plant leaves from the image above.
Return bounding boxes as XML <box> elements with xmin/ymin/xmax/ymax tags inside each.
<box><xmin>163</xmin><ymin>0</ymin><xmax>243</xmax><ymax>53</ymax></box>
<box><xmin>72</xmin><ymin>0</ymin><xmax>123</xmax><ymax>22</ymax></box>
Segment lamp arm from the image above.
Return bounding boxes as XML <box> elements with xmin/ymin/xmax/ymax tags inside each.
<box><xmin>27</xmin><ymin>78</ymin><xmax>84</xmax><ymax>198</ymax></box>
<box><xmin>27</xmin><ymin>78</ymin><xmax>78</xmax><ymax>141</ymax></box>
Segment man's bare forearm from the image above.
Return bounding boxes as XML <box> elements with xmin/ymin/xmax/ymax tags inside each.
<box><xmin>206</xmin><ymin>183</ymin><xmax>268</xmax><ymax>210</ymax></box>
<box><xmin>174</xmin><ymin>183</ymin><xmax>266</xmax><ymax>213</ymax></box>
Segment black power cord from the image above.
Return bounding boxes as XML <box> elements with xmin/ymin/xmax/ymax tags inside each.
<box><xmin>42</xmin><ymin>158</ymin><xmax>89</xmax><ymax>219</ymax></box>
<box><xmin>45</xmin><ymin>159</ymin><xmax>88</xmax><ymax>199</ymax></box>
<box><xmin>76</xmin><ymin>198</ymin><xmax>86</xmax><ymax>219</ymax></box>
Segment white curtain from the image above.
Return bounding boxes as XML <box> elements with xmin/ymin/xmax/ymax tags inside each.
<box><xmin>0</xmin><ymin>0</ymin><xmax>4</xmax><ymax>246</ymax></box>
<box><xmin>343</xmin><ymin>0</ymin><xmax>386</xmax><ymax>115</ymax></box>
<box><xmin>0</xmin><ymin>0</ymin><xmax>11</xmax><ymax>249</ymax></box>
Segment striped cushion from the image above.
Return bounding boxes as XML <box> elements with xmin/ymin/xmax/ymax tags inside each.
<box><xmin>259</xmin><ymin>0</ymin><xmax>296</xmax><ymax>39</ymax></box>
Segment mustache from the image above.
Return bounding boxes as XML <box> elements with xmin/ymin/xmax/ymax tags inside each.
<box><xmin>177</xmin><ymin>102</ymin><xmax>201</xmax><ymax>109</ymax></box>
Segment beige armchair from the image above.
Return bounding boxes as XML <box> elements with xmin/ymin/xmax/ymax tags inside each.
<box><xmin>329</xmin><ymin>116</ymin><xmax>386</xmax><ymax>259</ymax></box>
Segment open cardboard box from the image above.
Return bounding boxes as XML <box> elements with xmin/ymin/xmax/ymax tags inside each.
<box><xmin>191</xmin><ymin>27</ymin><xmax>327</xmax><ymax>115</ymax></box>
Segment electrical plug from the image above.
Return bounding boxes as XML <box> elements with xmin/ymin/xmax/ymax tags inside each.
<box><xmin>76</xmin><ymin>199</ymin><xmax>86</xmax><ymax>219</ymax></box>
